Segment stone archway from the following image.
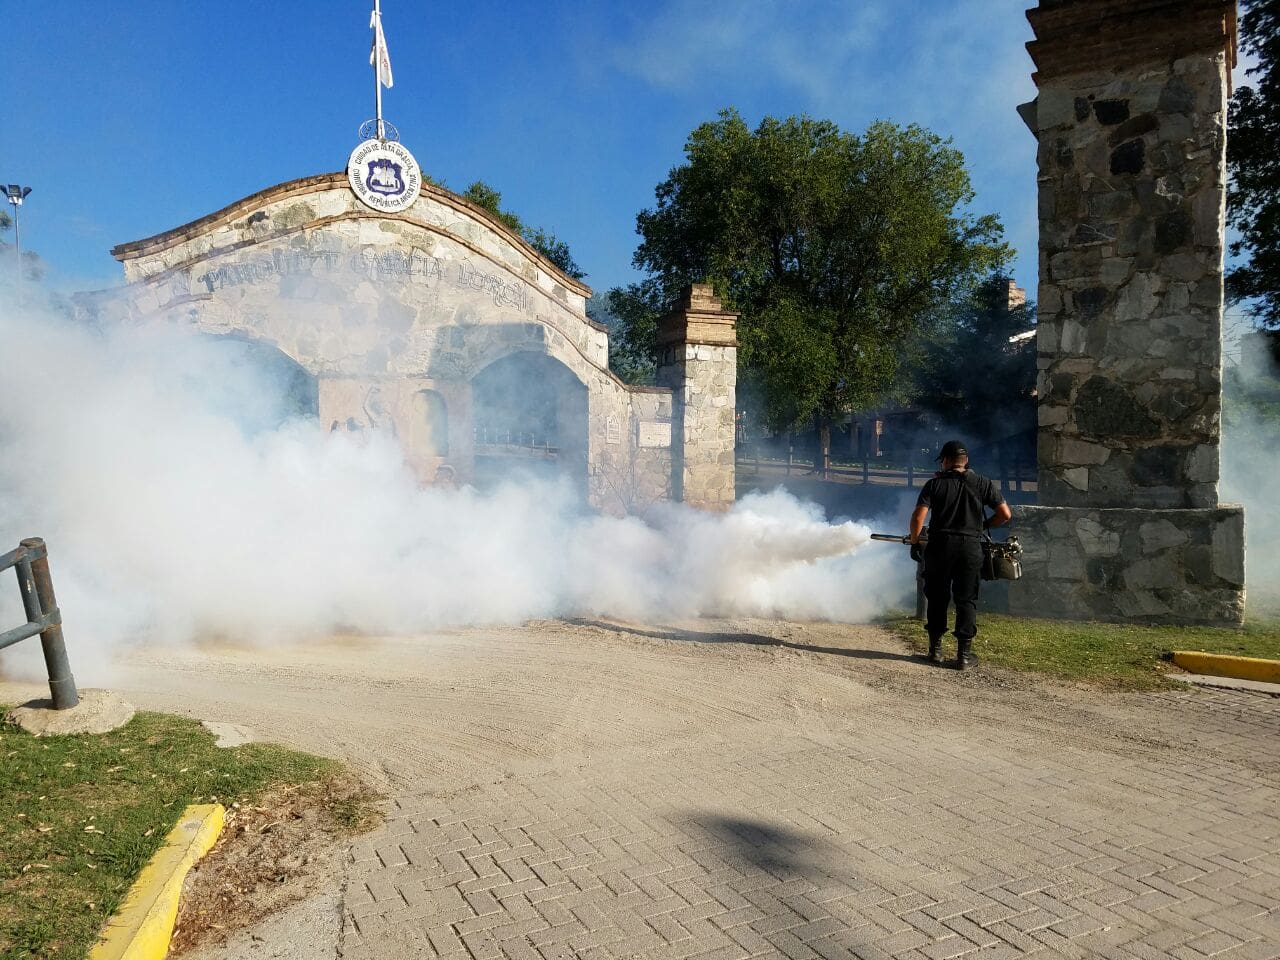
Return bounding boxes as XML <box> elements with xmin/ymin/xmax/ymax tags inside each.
<box><xmin>78</xmin><ymin>174</ymin><xmax>739</xmax><ymax>512</ymax></box>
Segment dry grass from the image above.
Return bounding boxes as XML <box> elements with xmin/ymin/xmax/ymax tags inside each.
<box><xmin>0</xmin><ymin>710</ymin><xmax>378</xmax><ymax>960</ymax></box>
<box><xmin>170</xmin><ymin>775</ymin><xmax>380</xmax><ymax>954</ymax></box>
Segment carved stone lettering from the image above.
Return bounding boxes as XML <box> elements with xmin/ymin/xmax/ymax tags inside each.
<box><xmin>195</xmin><ymin>246</ymin><xmax>444</xmax><ymax>293</ymax></box>
<box><xmin>456</xmin><ymin>262</ymin><xmax>526</xmax><ymax>310</ymax></box>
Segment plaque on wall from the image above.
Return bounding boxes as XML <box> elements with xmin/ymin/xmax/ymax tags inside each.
<box><xmin>606</xmin><ymin>416</ymin><xmax>621</xmax><ymax>444</ymax></box>
<box><xmin>638</xmin><ymin>420</ymin><xmax>672</xmax><ymax>448</ymax></box>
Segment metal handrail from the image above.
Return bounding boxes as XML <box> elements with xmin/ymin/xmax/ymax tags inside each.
<box><xmin>0</xmin><ymin>538</ymin><xmax>78</xmax><ymax>709</ymax></box>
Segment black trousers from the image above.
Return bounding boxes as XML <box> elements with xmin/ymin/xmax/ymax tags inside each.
<box><xmin>924</xmin><ymin>535</ymin><xmax>983</xmax><ymax>641</ymax></box>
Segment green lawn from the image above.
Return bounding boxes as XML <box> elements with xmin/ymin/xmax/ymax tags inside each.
<box><xmin>887</xmin><ymin>614</ymin><xmax>1280</xmax><ymax>690</ymax></box>
<box><xmin>0</xmin><ymin>710</ymin><xmax>375</xmax><ymax>960</ymax></box>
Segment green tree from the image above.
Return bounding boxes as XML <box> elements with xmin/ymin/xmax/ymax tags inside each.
<box><xmin>1228</xmin><ymin>0</ymin><xmax>1280</xmax><ymax>326</ymax></box>
<box><xmin>461</xmin><ymin>181</ymin><xmax>585</xmax><ymax>281</ymax></box>
<box><xmin>462</xmin><ymin>181</ymin><xmax>524</xmax><ymax>233</ymax></box>
<box><xmin>912</xmin><ymin>275</ymin><xmax>1037</xmax><ymax>450</ymax></box>
<box><xmin>595</xmin><ymin>285</ymin><xmax>662</xmax><ymax>384</ymax></box>
<box><xmin>607</xmin><ymin>110</ymin><xmax>1008</xmax><ymax>457</ymax></box>
<box><xmin>523</xmin><ymin>226</ymin><xmax>585</xmax><ymax>282</ymax></box>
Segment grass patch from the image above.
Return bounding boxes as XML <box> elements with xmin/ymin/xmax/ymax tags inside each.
<box><xmin>0</xmin><ymin>709</ymin><xmax>377</xmax><ymax>960</ymax></box>
<box><xmin>886</xmin><ymin>614</ymin><xmax>1280</xmax><ymax>690</ymax></box>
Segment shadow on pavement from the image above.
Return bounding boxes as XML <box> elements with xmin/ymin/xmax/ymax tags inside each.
<box><xmin>684</xmin><ymin>813</ymin><xmax>842</xmax><ymax>883</ymax></box>
<box><xmin>568</xmin><ymin>619</ymin><xmax>920</xmax><ymax>664</ymax></box>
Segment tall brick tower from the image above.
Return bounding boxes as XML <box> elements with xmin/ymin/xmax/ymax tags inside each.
<box><xmin>1011</xmin><ymin>0</ymin><xmax>1246</xmax><ymax>623</ymax></box>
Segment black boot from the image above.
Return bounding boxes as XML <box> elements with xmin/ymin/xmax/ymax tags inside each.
<box><xmin>919</xmin><ymin>631</ymin><xmax>944</xmax><ymax>664</ymax></box>
<box><xmin>927</xmin><ymin>635</ymin><xmax>944</xmax><ymax>665</ymax></box>
<box><xmin>956</xmin><ymin>638</ymin><xmax>979</xmax><ymax>671</ymax></box>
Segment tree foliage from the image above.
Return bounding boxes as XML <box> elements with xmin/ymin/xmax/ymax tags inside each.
<box><xmin>606</xmin><ymin>110</ymin><xmax>1008</xmax><ymax>430</ymax></box>
<box><xmin>1228</xmin><ymin>0</ymin><xmax>1280</xmax><ymax>326</ymax></box>
<box><xmin>596</xmin><ymin>283</ymin><xmax>662</xmax><ymax>385</ymax></box>
<box><xmin>911</xmin><ymin>275</ymin><xmax>1037</xmax><ymax>449</ymax></box>
<box><xmin>462</xmin><ymin>182</ymin><xmax>523</xmax><ymax>233</ymax></box>
<box><xmin>460</xmin><ymin>181</ymin><xmax>586</xmax><ymax>281</ymax></box>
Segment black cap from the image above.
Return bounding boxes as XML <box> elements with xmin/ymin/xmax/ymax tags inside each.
<box><xmin>936</xmin><ymin>440</ymin><xmax>968</xmax><ymax>462</ymax></box>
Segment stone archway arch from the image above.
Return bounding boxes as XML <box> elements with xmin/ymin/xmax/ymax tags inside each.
<box><xmin>425</xmin><ymin>322</ymin><xmax>598</xmax><ymax>391</ymax></box>
<box><xmin>471</xmin><ymin>349</ymin><xmax>590</xmax><ymax>495</ymax></box>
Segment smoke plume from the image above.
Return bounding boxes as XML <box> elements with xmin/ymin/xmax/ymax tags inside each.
<box><xmin>0</xmin><ymin>291</ymin><xmax>910</xmax><ymax>683</ymax></box>
<box><xmin>1221</xmin><ymin>340</ymin><xmax>1280</xmax><ymax>617</ymax></box>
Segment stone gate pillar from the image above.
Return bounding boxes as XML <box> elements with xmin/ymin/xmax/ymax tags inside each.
<box><xmin>1012</xmin><ymin>0</ymin><xmax>1246</xmax><ymax>623</ymax></box>
<box><xmin>657</xmin><ymin>284</ymin><xmax>738</xmax><ymax>511</ymax></box>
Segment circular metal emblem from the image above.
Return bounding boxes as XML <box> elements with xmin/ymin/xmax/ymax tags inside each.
<box><xmin>347</xmin><ymin>139</ymin><xmax>422</xmax><ymax>213</ymax></box>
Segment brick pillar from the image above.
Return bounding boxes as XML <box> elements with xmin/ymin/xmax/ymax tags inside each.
<box><xmin>1011</xmin><ymin>0</ymin><xmax>1246</xmax><ymax>624</ymax></box>
<box><xmin>657</xmin><ymin>284</ymin><xmax>738</xmax><ymax>511</ymax></box>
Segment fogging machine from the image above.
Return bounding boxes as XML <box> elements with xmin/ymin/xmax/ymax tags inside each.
<box><xmin>870</xmin><ymin>533</ymin><xmax>1024</xmax><ymax>582</ymax></box>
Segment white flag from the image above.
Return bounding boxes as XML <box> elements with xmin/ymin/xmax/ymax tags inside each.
<box><xmin>370</xmin><ymin>9</ymin><xmax>393</xmax><ymax>89</ymax></box>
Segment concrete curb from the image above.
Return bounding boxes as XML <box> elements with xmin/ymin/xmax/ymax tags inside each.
<box><xmin>1173</xmin><ymin>674</ymin><xmax>1280</xmax><ymax>696</ymax></box>
<box><xmin>88</xmin><ymin>803</ymin><xmax>225</xmax><ymax>960</ymax></box>
<box><xmin>1171</xmin><ymin>651</ymin><xmax>1280</xmax><ymax>685</ymax></box>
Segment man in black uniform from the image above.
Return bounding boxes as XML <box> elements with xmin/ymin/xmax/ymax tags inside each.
<box><xmin>908</xmin><ymin>441</ymin><xmax>1012</xmax><ymax>670</ymax></box>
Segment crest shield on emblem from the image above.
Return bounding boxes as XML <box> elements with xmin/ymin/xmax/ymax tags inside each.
<box><xmin>366</xmin><ymin>159</ymin><xmax>405</xmax><ymax>197</ymax></box>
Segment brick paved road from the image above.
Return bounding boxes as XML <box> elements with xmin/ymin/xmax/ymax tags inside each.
<box><xmin>275</xmin><ymin>621</ymin><xmax>1280</xmax><ymax>960</ymax></box>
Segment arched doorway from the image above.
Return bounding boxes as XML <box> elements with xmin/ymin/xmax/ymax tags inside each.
<box><xmin>198</xmin><ymin>334</ymin><xmax>318</xmax><ymax>432</ymax></box>
<box><xmin>470</xmin><ymin>352</ymin><xmax>588</xmax><ymax>496</ymax></box>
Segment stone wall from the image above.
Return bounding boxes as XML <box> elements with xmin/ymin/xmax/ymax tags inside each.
<box><xmin>1014</xmin><ymin>0</ymin><xmax>1245</xmax><ymax>624</ymax></box>
<box><xmin>657</xmin><ymin>286</ymin><xmax>738</xmax><ymax>511</ymax></box>
<box><xmin>1013</xmin><ymin>504</ymin><xmax>1244</xmax><ymax>622</ymax></box>
<box><xmin>1031</xmin><ymin>51</ymin><xmax>1230</xmax><ymax>508</ymax></box>
<box><xmin>590</xmin><ymin>389</ymin><xmax>676</xmax><ymax>517</ymax></box>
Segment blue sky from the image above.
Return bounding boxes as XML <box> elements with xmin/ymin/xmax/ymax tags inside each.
<box><xmin>3</xmin><ymin>0</ymin><xmax>1046</xmax><ymax>296</ymax></box>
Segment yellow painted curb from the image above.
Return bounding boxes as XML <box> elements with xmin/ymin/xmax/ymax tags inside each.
<box><xmin>88</xmin><ymin>803</ymin><xmax>225</xmax><ymax>960</ymax></box>
<box><xmin>1172</xmin><ymin>651</ymin><xmax>1280</xmax><ymax>684</ymax></box>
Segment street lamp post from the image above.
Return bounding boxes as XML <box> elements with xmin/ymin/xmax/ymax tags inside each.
<box><xmin>5</xmin><ymin>184</ymin><xmax>32</xmax><ymax>307</ymax></box>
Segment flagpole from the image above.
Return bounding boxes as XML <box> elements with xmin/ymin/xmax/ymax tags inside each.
<box><xmin>374</xmin><ymin>0</ymin><xmax>385</xmax><ymax>140</ymax></box>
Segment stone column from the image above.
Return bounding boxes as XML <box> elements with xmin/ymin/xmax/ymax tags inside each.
<box><xmin>1012</xmin><ymin>0</ymin><xmax>1245</xmax><ymax>624</ymax></box>
<box><xmin>657</xmin><ymin>284</ymin><xmax>738</xmax><ymax>511</ymax></box>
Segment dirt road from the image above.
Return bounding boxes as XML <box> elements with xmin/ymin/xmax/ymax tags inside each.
<box><xmin>6</xmin><ymin>619</ymin><xmax>1278</xmax><ymax>959</ymax></box>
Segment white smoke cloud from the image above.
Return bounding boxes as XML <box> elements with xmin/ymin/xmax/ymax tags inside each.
<box><xmin>1221</xmin><ymin>342</ymin><xmax>1280</xmax><ymax>617</ymax></box>
<box><xmin>0</xmin><ymin>289</ymin><xmax>911</xmax><ymax>684</ymax></box>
